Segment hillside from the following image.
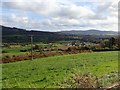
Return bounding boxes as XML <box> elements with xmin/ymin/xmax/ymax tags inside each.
<box><xmin>1</xmin><ymin>25</ymin><xmax>117</xmax><ymax>43</ymax></box>
<box><xmin>59</xmin><ymin>29</ymin><xmax>118</xmax><ymax>35</ymax></box>
<box><xmin>1</xmin><ymin>25</ymin><xmax>68</xmax><ymax>43</ymax></box>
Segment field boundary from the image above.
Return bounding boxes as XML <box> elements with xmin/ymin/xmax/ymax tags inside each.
<box><xmin>2</xmin><ymin>50</ymin><xmax>93</xmax><ymax>63</ymax></box>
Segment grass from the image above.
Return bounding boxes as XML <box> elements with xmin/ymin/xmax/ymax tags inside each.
<box><xmin>2</xmin><ymin>43</ymin><xmax>63</xmax><ymax>55</ymax></box>
<box><xmin>2</xmin><ymin>46</ymin><xmax>30</xmax><ymax>55</ymax></box>
<box><xmin>2</xmin><ymin>51</ymin><xmax>118</xmax><ymax>88</ymax></box>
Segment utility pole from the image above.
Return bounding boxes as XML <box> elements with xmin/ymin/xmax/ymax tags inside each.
<box><xmin>31</xmin><ymin>35</ymin><xmax>33</xmax><ymax>60</ymax></box>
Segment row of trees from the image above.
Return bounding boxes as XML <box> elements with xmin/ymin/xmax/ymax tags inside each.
<box><xmin>100</xmin><ymin>37</ymin><xmax>118</xmax><ymax>50</ymax></box>
<box><xmin>2</xmin><ymin>37</ymin><xmax>119</xmax><ymax>52</ymax></box>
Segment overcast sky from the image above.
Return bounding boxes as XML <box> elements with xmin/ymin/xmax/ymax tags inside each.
<box><xmin>1</xmin><ymin>0</ymin><xmax>119</xmax><ymax>31</ymax></box>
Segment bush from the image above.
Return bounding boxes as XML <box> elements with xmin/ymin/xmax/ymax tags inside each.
<box><xmin>2</xmin><ymin>50</ymin><xmax>8</xmax><ymax>53</ymax></box>
<box><xmin>3</xmin><ymin>55</ymin><xmax>11</xmax><ymax>60</ymax></box>
<box><xmin>58</xmin><ymin>73</ymin><xmax>98</xmax><ymax>88</ymax></box>
<box><xmin>4</xmin><ymin>44</ymin><xmax>10</xmax><ymax>48</ymax></box>
<box><xmin>20</xmin><ymin>49</ymin><xmax>27</xmax><ymax>52</ymax></box>
<box><xmin>13</xmin><ymin>55</ymin><xmax>16</xmax><ymax>57</ymax></box>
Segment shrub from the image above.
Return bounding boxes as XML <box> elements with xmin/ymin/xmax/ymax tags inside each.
<box><xmin>20</xmin><ymin>49</ymin><xmax>27</xmax><ymax>52</ymax></box>
<box><xmin>2</xmin><ymin>50</ymin><xmax>8</xmax><ymax>53</ymax></box>
<box><xmin>4</xmin><ymin>44</ymin><xmax>10</xmax><ymax>48</ymax></box>
<box><xmin>12</xmin><ymin>55</ymin><xmax>16</xmax><ymax>57</ymax></box>
<box><xmin>58</xmin><ymin>73</ymin><xmax>98</xmax><ymax>88</ymax></box>
<box><xmin>73</xmin><ymin>73</ymin><xmax>97</xmax><ymax>88</ymax></box>
<box><xmin>3</xmin><ymin>55</ymin><xmax>11</xmax><ymax>60</ymax></box>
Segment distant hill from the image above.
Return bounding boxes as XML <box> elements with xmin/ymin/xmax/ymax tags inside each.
<box><xmin>1</xmin><ymin>25</ymin><xmax>117</xmax><ymax>43</ymax></box>
<box><xmin>59</xmin><ymin>29</ymin><xmax>118</xmax><ymax>35</ymax></box>
<box><xmin>2</xmin><ymin>25</ymin><xmax>56</xmax><ymax>35</ymax></box>
<box><xmin>1</xmin><ymin>25</ymin><xmax>68</xmax><ymax>43</ymax></box>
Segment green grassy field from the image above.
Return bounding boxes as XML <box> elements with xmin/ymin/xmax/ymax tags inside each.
<box><xmin>2</xmin><ymin>46</ymin><xmax>30</xmax><ymax>55</ymax></box>
<box><xmin>2</xmin><ymin>51</ymin><xmax>118</xmax><ymax>88</ymax></box>
<box><xmin>2</xmin><ymin>43</ymin><xmax>63</xmax><ymax>55</ymax></box>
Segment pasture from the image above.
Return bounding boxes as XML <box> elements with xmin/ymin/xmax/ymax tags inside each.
<box><xmin>2</xmin><ymin>51</ymin><xmax>118</xmax><ymax>88</ymax></box>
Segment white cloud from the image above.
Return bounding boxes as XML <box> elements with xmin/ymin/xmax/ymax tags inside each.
<box><xmin>1</xmin><ymin>0</ymin><xmax>119</xmax><ymax>31</ymax></box>
<box><xmin>50</xmin><ymin>4</ymin><xmax>95</xmax><ymax>19</ymax></box>
<box><xmin>11</xmin><ymin>14</ymin><xmax>29</xmax><ymax>24</ymax></box>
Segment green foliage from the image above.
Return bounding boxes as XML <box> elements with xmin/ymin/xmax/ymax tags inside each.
<box><xmin>20</xmin><ymin>49</ymin><xmax>28</xmax><ymax>52</ymax></box>
<box><xmin>2</xmin><ymin>46</ymin><xmax>30</xmax><ymax>55</ymax></box>
<box><xmin>2</xmin><ymin>50</ymin><xmax>8</xmax><ymax>53</ymax></box>
<box><xmin>3</xmin><ymin>55</ymin><xmax>11</xmax><ymax>60</ymax></box>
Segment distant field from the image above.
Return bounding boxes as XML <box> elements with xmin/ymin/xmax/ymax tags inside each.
<box><xmin>2</xmin><ymin>51</ymin><xmax>118</xmax><ymax>88</ymax></box>
<box><xmin>2</xmin><ymin>47</ymin><xmax>30</xmax><ymax>55</ymax></box>
<box><xmin>2</xmin><ymin>43</ymin><xmax>63</xmax><ymax>55</ymax></box>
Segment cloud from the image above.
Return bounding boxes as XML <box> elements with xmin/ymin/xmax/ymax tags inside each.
<box><xmin>49</xmin><ymin>4</ymin><xmax>95</xmax><ymax>19</ymax></box>
<box><xmin>2</xmin><ymin>0</ymin><xmax>95</xmax><ymax>19</ymax></box>
<box><xmin>1</xmin><ymin>0</ymin><xmax>118</xmax><ymax>31</ymax></box>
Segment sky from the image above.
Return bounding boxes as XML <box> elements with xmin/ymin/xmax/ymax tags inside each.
<box><xmin>0</xmin><ymin>0</ymin><xmax>119</xmax><ymax>31</ymax></box>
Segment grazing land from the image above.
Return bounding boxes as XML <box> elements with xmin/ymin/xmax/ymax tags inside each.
<box><xmin>2</xmin><ymin>51</ymin><xmax>118</xmax><ymax>88</ymax></box>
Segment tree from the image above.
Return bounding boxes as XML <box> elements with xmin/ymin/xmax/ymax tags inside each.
<box><xmin>108</xmin><ymin>37</ymin><xmax>116</xmax><ymax>49</ymax></box>
<box><xmin>33</xmin><ymin>44</ymin><xmax>39</xmax><ymax>50</ymax></box>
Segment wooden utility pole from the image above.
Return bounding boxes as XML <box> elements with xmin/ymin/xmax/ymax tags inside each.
<box><xmin>31</xmin><ymin>35</ymin><xmax>33</xmax><ymax>60</ymax></box>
